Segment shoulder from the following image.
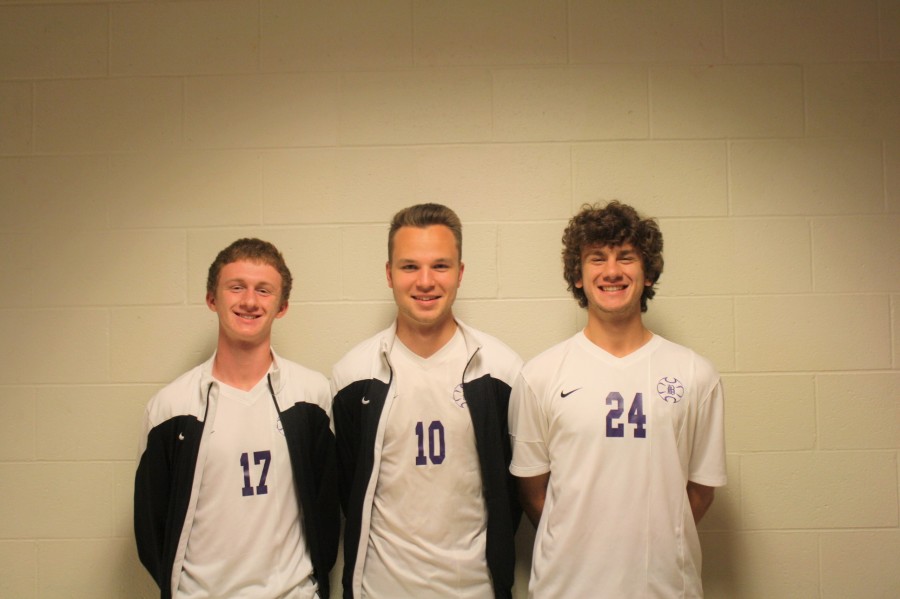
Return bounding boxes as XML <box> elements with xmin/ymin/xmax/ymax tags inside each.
<box><xmin>654</xmin><ymin>336</ymin><xmax>719</xmax><ymax>380</ymax></box>
<box><xmin>652</xmin><ymin>336</ymin><xmax>721</xmax><ymax>404</ymax></box>
<box><xmin>273</xmin><ymin>354</ymin><xmax>331</xmax><ymax>411</ymax></box>
<box><xmin>334</xmin><ymin>330</ymin><xmax>384</xmax><ymax>370</ymax></box>
<box><xmin>521</xmin><ymin>334</ymin><xmax>579</xmax><ymax>378</ymax></box>
<box><xmin>278</xmin><ymin>357</ymin><xmax>329</xmax><ymax>391</ymax></box>
<box><xmin>471</xmin><ymin>327</ymin><xmax>522</xmax><ymax>364</ymax></box>
<box><xmin>331</xmin><ymin>327</ymin><xmax>391</xmax><ymax>393</ymax></box>
<box><xmin>459</xmin><ymin>321</ymin><xmax>523</xmax><ymax>385</ymax></box>
<box><xmin>144</xmin><ymin>362</ymin><xmax>208</xmax><ymax>427</ymax></box>
<box><xmin>513</xmin><ymin>334</ymin><xmax>583</xmax><ymax>401</ymax></box>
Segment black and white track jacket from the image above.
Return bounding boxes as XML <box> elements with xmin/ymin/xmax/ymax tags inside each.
<box><xmin>134</xmin><ymin>351</ymin><xmax>340</xmax><ymax>599</ymax></box>
<box><xmin>331</xmin><ymin>320</ymin><xmax>523</xmax><ymax>599</ymax></box>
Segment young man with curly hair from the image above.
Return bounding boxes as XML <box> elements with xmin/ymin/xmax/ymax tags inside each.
<box><xmin>509</xmin><ymin>202</ymin><xmax>726</xmax><ymax>598</ymax></box>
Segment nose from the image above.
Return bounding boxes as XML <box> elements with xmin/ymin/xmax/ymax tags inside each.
<box><xmin>416</xmin><ymin>267</ymin><xmax>434</xmax><ymax>288</ymax></box>
<box><xmin>603</xmin><ymin>258</ymin><xmax>622</xmax><ymax>279</ymax></box>
<box><xmin>239</xmin><ymin>288</ymin><xmax>258</xmax><ymax>308</ymax></box>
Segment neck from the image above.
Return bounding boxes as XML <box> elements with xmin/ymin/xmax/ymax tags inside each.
<box><xmin>212</xmin><ymin>337</ymin><xmax>273</xmax><ymax>391</ymax></box>
<box><xmin>583</xmin><ymin>311</ymin><xmax>651</xmax><ymax>358</ymax></box>
<box><xmin>395</xmin><ymin>317</ymin><xmax>458</xmax><ymax>358</ymax></box>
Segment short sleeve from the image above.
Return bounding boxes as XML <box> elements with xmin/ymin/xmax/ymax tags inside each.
<box><xmin>508</xmin><ymin>371</ymin><xmax>551</xmax><ymax>477</ymax></box>
<box><xmin>688</xmin><ymin>378</ymin><xmax>727</xmax><ymax>487</ymax></box>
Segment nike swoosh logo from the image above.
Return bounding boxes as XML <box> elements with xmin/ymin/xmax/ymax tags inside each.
<box><xmin>361</xmin><ymin>397</ymin><xmax>370</xmax><ymax>405</ymax></box>
<box><xmin>560</xmin><ymin>388</ymin><xmax>581</xmax><ymax>398</ymax></box>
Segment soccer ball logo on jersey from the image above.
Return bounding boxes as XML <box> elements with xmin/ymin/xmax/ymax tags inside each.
<box><xmin>452</xmin><ymin>383</ymin><xmax>467</xmax><ymax>408</ymax></box>
<box><xmin>657</xmin><ymin>377</ymin><xmax>685</xmax><ymax>403</ymax></box>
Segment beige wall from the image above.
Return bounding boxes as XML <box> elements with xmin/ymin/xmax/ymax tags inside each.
<box><xmin>1</xmin><ymin>1</ymin><xmax>898</xmax><ymax>597</ymax></box>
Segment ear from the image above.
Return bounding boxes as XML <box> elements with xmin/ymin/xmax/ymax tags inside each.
<box><xmin>385</xmin><ymin>261</ymin><xmax>393</xmax><ymax>288</ymax></box>
<box><xmin>575</xmin><ymin>278</ymin><xmax>584</xmax><ymax>289</ymax></box>
<box><xmin>458</xmin><ymin>261</ymin><xmax>465</xmax><ymax>285</ymax></box>
<box><xmin>205</xmin><ymin>292</ymin><xmax>216</xmax><ymax>311</ymax></box>
<box><xmin>275</xmin><ymin>301</ymin><xmax>289</xmax><ymax>319</ymax></box>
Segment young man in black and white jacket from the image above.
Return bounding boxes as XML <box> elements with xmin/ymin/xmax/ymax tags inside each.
<box><xmin>331</xmin><ymin>204</ymin><xmax>523</xmax><ymax>599</ymax></box>
<box><xmin>134</xmin><ymin>238</ymin><xmax>339</xmax><ymax>599</ymax></box>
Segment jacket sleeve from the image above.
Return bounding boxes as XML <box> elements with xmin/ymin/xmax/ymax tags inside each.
<box><xmin>134</xmin><ymin>414</ymin><xmax>204</xmax><ymax>597</ymax></box>
<box><xmin>297</xmin><ymin>399</ymin><xmax>341</xmax><ymax>599</ymax></box>
<box><xmin>134</xmin><ymin>419</ymin><xmax>167</xmax><ymax>589</ymax></box>
<box><xmin>331</xmin><ymin>379</ymin><xmax>366</xmax><ymax>514</ymax></box>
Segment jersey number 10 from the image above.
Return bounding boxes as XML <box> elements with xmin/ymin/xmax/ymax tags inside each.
<box><xmin>415</xmin><ymin>420</ymin><xmax>446</xmax><ymax>465</ymax></box>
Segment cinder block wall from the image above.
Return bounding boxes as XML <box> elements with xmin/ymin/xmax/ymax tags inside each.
<box><xmin>1</xmin><ymin>1</ymin><xmax>898</xmax><ymax>597</ymax></box>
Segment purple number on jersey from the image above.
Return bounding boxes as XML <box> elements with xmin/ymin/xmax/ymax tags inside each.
<box><xmin>239</xmin><ymin>450</ymin><xmax>272</xmax><ymax>496</ymax></box>
<box><xmin>606</xmin><ymin>392</ymin><xmax>647</xmax><ymax>439</ymax></box>
<box><xmin>414</xmin><ymin>420</ymin><xmax>446</xmax><ymax>465</ymax></box>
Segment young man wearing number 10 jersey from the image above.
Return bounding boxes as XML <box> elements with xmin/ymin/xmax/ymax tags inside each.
<box><xmin>134</xmin><ymin>238</ymin><xmax>339</xmax><ymax>599</ymax></box>
<box><xmin>509</xmin><ymin>202</ymin><xmax>726</xmax><ymax>598</ymax></box>
<box><xmin>331</xmin><ymin>204</ymin><xmax>523</xmax><ymax>599</ymax></box>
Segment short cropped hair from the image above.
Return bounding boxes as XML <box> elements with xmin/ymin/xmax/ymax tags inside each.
<box><xmin>387</xmin><ymin>203</ymin><xmax>463</xmax><ymax>262</ymax></box>
<box><xmin>206</xmin><ymin>238</ymin><xmax>293</xmax><ymax>304</ymax></box>
<box><xmin>562</xmin><ymin>201</ymin><xmax>663</xmax><ymax>312</ymax></box>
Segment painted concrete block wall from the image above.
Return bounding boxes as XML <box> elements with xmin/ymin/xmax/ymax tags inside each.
<box><xmin>0</xmin><ymin>1</ymin><xmax>897</xmax><ymax>597</ymax></box>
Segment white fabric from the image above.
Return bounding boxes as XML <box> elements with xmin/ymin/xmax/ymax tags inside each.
<box><xmin>510</xmin><ymin>332</ymin><xmax>726</xmax><ymax>599</ymax></box>
<box><xmin>177</xmin><ymin>375</ymin><xmax>316</xmax><ymax>599</ymax></box>
<box><xmin>362</xmin><ymin>330</ymin><xmax>492</xmax><ymax>599</ymax></box>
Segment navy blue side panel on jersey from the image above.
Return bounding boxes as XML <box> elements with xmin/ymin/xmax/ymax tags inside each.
<box><xmin>333</xmin><ymin>377</ymin><xmax>390</xmax><ymax>599</ymax></box>
<box><xmin>334</xmin><ymin>373</ymin><xmax>518</xmax><ymax>599</ymax></box>
<box><xmin>134</xmin><ymin>414</ymin><xmax>205</xmax><ymax>599</ymax></box>
<box><xmin>280</xmin><ymin>401</ymin><xmax>340</xmax><ymax>599</ymax></box>
<box><xmin>136</xmin><ymin>394</ymin><xmax>339</xmax><ymax>599</ymax></box>
<box><xmin>331</xmin><ymin>320</ymin><xmax>523</xmax><ymax>599</ymax></box>
<box><xmin>465</xmin><ymin>373</ymin><xmax>519</xmax><ymax>599</ymax></box>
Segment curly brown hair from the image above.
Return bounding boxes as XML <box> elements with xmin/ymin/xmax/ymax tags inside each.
<box><xmin>562</xmin><ymin>201</ymin><xmax>663</xmax><ymax>312</ymax></box>
<box><xmin>206</xmin><ymin>238</ymin><xmax>293</xmax><ymax>304</ymax></box>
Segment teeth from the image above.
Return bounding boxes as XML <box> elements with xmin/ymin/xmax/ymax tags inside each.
<box><xmin>602</xmin><ymin>286</ymin><xmax>624</xmax><ymax>291</ymax></box>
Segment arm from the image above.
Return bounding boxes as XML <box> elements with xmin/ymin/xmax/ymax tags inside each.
<box><xmin>517</xmin><ymin>472</ymin><xmax>550</xmax><ymax>527</ymax></box>
<box><xmin>331</xmin><ymin>387</ymin><xmax>357</xmax><ymax>515</ymax></box>
<box><xmin>686</xmin><ymin>481</ymin><xmax>715</xmax><ymax>523</ymax></box>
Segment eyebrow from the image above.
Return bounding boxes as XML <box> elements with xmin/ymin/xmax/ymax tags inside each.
<box><xmin>395</xmin><ymin>257</ymin><xmax>454</xmax><ymax>264</ymax></box>
<box><xmin>585</xmin><ymin>246</ymin><xmax>637</xmax><ymax>258</ymax></box>
<box><xmin>223</xmin><ymin>277</ymin><xmax>277</xmax><ymax>288</ymax></box>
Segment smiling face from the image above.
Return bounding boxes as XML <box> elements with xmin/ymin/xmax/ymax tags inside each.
<box><xmin>562</xmin><ymin>202</ymin><xmax>663</xmax><ymax>313</ymax></box>
<box><xmin>387</xmin><ymin>224</ymin><xmax>464</xmax><ymax>341</ymax></box>
<box><xmin>576</xmin><ymin>243</ymin><xmax>652</xmax><ymax>322</ymax></box>
<box><xmin>206</xmin><ymin>259</ymin><xmax>288</xmax><ymax>349</ymax></box>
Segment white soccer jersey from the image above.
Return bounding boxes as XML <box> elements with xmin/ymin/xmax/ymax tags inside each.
<box><xmin>510</xmin><ymin>332</ymin><xmax>726</xmax><ymax>599</ymax></box>
<box><xmin>178</xmin><ymin>375</ymin><xmax>316</xmax><ymax>599</ymax></box>
<box><xmin>362</xmin><ymin>331</ymin><xmax>492</xmax><ymax>599</ymax></box>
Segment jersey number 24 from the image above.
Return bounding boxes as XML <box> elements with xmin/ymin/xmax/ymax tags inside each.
<box><xmin>606</xmin><ymin>392</ymin><xmax>646</xmax><ymax>438</ymax></box>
